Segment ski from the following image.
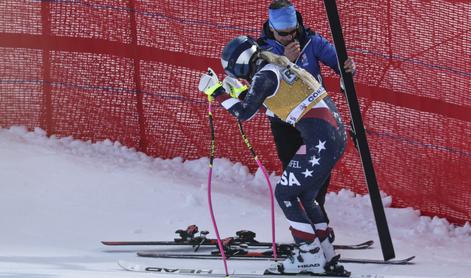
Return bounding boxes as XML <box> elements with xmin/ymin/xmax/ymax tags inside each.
<box><xmin>136</xmin><ymin>251</ymin><xmax>415</xmax><ymax>265</ymax></box>
<box><xmin>332</xmin><ymin>241</ymin><xmax>374</xmax><ymax>250</ymax></box>
<box><xmin>102</xmin><ymin>224</ymin><xmax>373</xmax><ymax>250</ymax></box>
<box><xmin>102</xmin><ymin>239</ymin><xmax>373</xmax><ymax>250</ymax></box>
<box><xmin>118</xmin><ymin>260</ymin><xmax>416</xmax><ymax>277</ymax></box>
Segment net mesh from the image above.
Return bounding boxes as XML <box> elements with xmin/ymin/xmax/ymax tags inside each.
<box><xmin>0</xmin><ymin>0</ymin><xmax>470</xmax><ymax>224</ymax></box>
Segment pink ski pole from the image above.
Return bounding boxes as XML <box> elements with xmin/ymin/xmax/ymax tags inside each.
<box><xmin>237</xmin><ymin>121</ymin><xmax>277</xmax><ymax>260</ymax></box>
<box><xmin>206</xmin><ymin>100</ymin><xmax>230</xmax><ymax>276</ymax></box>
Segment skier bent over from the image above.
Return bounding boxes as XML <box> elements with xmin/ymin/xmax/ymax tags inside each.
<box><xmin>198</xmin><ymin>35</ymin><xmax>348</xmax><ymax>276</ymax></box>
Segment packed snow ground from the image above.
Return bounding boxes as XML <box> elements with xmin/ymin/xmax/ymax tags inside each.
<box><xmin>0</xmin><ymin>126</ymin><xmax>470</xmax><ymax>278</ymax></box>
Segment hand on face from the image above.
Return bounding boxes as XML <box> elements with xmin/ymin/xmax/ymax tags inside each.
<box><xmin>272</xmin><ymin>25</ymin><xmax>298</xmax><ymax>48</ymax></box>
<box><xmin>284</xmin><ymin>40</ymin><xmax>301</xmax><ymax>62</ymax></box>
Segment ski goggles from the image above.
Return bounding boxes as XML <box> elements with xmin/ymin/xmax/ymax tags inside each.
<box><xmin>269</xmin><ymin>21</ymin><xmax>298</xmax><ymax>37</ymax></box>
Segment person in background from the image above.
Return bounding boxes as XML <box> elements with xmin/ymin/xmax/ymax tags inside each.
<box><xmin>258</xmin><ymin>0</ymin><xmax>356</xmax><ymax>225</ymax></box>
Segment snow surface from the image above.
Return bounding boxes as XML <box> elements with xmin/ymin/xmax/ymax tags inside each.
<box><xmin>0</xmin><ymin>126</ymin><xmax>470</xmax><ymax>277</ymax></box>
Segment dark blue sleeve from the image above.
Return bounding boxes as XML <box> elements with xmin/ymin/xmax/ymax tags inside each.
<box><xmin>225</xmin><ymin>70</ymin><xmax>278</xmax><ymax>122</ymax></box>
<box><xmin>312</xmin><ymin>34</ymin><xmax>340</xmax><ymax>74</ymax></box>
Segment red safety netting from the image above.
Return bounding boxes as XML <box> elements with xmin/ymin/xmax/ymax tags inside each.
<box><xmin>0</xmin><ymin>0</ymin><xmax>470</xmax><ymax>224</ymax></box>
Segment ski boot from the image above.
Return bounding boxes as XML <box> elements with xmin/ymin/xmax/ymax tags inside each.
<box><xmin>323</xmin><ymin>254</ymin><xmax>350</xmax><ymax>276</ymax></box>
<box><xmin>266</xmin><ymin>239</ymin><xmax>327</xmax><ymax>275</ymax></box>
<box><xmin>317</xmin><ymin>228</ymin><xmax>350</xmax><ymax>277</ymax></box>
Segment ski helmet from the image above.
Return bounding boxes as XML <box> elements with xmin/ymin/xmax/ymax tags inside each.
<box><xmin>221</xmin><ymin>36</ymin><xmax>259</xmax><ymax>80</ymax></box>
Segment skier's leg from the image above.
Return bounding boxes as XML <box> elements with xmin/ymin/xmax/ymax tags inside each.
<box><xmin>274</xmin><ymin>182</ymin><xmax>327</xmax><ymax>274</ymax></box>
<box><xmin>299</xmin><ymin>175</ymin><xmax>329</xmax><ymax>225</ymax></box>
<box><xmin>298</xmin><ymin>175</ymin><xmax>336</xmax><ymax>263</ymax></box>
<box><xmin>316</xmin><ymin>174</ymin><xmax>331</xmax><ymax>223</ymax></box>
<box><xmin>296</xmin><ymin>118</ymin><xmax>346</xmax><ymax>264</ymax></box>
<box><xmin>274</xmin><ymin>146</ymin><xmax>327</xmax><ymax>274</ymax></box>
<box><xmin>274</xmin><ymin>179</ymin><xmax>315</xmax><ymax>244</ymax></box>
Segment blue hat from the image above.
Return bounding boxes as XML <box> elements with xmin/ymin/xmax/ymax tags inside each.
<box><xmin>268</xmin><ymin>4</ymin><xmax>297</xmax><ymax>30</ymax></box>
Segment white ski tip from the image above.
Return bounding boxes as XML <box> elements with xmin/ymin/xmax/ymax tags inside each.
<box><xmin>117</xmin><ymin>260</ymin><xmax>145</xmax><ymax>272</ymax></box>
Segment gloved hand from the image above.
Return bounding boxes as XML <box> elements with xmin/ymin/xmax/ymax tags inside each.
<box><xmin>198</xmin><ymin>68</ymin><xmax>222</xmax><ymax>100</ymax></box>
<box><xmin>340</xmin><ymin>57</ymin><xmax>356</xmax><ymax>93</ymax></box>
<box><xmin>344</xmin><ymin>57</ymin><xmax>356</xmax><ymax>75</ymax></box>
<box><xmin>222</xmin><ymin>76</ymin><xmax>248</xmax><ymax>99</ymax></box>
